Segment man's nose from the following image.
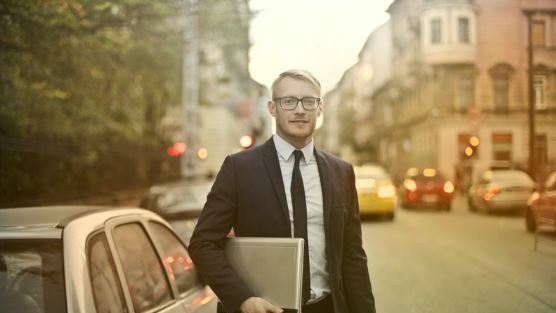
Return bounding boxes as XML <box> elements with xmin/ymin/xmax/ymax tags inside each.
<box><xmin>294</xmin><ymin>99</ymin><xmax>306</xmax><ymax>113</ymax></box>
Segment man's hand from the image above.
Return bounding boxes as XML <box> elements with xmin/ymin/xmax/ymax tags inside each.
<box><xmin>240</xmin><ymin>297</ymin><xmax>283</xmax><ymax>313</ymax></box>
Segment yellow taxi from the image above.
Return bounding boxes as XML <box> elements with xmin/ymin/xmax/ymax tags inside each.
<box><xmin>354</xmin><ymin>165</ymin><xmax>397</xmax><ymax>220</ymax></box>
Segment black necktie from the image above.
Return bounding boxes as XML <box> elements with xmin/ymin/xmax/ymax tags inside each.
<box><xmin>292</xmin><ymin>150</ymin><xmax>311</xmax><ymax>303</ymax></box>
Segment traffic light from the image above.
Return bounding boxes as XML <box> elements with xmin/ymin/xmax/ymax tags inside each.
<box><xmin>464</xmin><ymin>146</ymin><xmax>475</xmax><ymax>158</ymax></box>
<box><xmin>464</xmin><ymin>136</ymin><xmax>479</xmax><ymax>159</ymax></box>
<box><xmin>167</xmin><ymin>142</ymin><xmax>187</xmax><ymax>157</ymax></box>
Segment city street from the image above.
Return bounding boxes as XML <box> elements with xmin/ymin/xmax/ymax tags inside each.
<box><xmin>364</xmin><ymin>196</ymin><xmax>556</xmax><ymax>313</ymax></box>
<box><xmin>167</xmin><ymin>193</ymin><xmax>556</xmax><ymax>313</ymax></box>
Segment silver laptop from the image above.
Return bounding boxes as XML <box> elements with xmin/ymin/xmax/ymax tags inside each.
<box><xmin>225</xmin><ymin>237</ymin><xmax>304</xmax><ymax>311</ymax></box>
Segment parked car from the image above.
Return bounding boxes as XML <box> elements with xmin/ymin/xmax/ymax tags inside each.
<box><xmin>400</xmin><ymin>167</ymin><xmax>454</xmax><ymax>211</ymax></box>
<box><xmin>467</xmin><ymin>169</ymin><xmax>535</xmax><ymax>213</ymax></box>
<box><xmin>140</xmin><ymin>180</ymin><xmax>212</xmax><ymax>220</ymax></box>
<box><xmin>526</xmin><ymin>171</ymin><xmax>556</xmax><ymax>232</ymax></box>
<box><xmin>354</xmin><ymin>165</ymin><xmax>397</xmax><ymax>220</ymax></box>
<box><xmin>0</xmin><ymin>206</ymin><xmax>217</xmax><ymax>313</ymax></box>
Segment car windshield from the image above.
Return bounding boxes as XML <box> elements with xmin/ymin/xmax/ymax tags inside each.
<box><xmin>490</xmin><ymin>171</ymin><xmax>533</xmax><ymax>184</ymax></box>
<box><xmin>0</xmin><ymin>239</ymin><xmax>66</xmax><ymax>313</ymax></box>
<box><xmin>355</xmin><ymin>169</ymin><xmax>391</xmax><ymax>189</ymax></box>
<box><xmin>412</xmin><ymin>173</ymin><xmax>446</xmax><ymax>182</ymax></box>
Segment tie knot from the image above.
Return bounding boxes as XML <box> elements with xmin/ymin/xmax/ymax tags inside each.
<box><xmin>293</xmin><ymin>150</ymin><xmax>304</xmax><ymax>163</ymax></box>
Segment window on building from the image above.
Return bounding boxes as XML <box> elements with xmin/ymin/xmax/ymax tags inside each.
<box><xmin>533</xmin><ymin>75</ymin><xmax>547</xmax><ymax>110</ymax></box>
<box><xmin>532</xmin><ymin>20</ymin><xmax>546</xmax><ymax>46</ymax></box>
<box><xmin>458</xmin><ymin>17</ymin><xmax>470</xmax><ymax>43</ymax></box>
<box><xmin>493</xmin><ymin>76</ymin><xmax>509</xmax><ymax>113</ymax></box>
<box><xmin>431</xmin><ymin>18</ymin><xmax>442</xmax><ymax>44</ymax></box>
<box><xmin>536</xmin><ymin>134</ymin><xmax>548</xmax><ymax>166</ymax></box>
<box><xmin>492</xmin><ymin>133</ymin><xmax>512</xmax><ymax>161</ymax></box>
<box><xmin>455</xmin><ymin>76</ymin><xmax>474</xmax><ymax>112</ymax></box>
<box><xmin>384</xmin><ymin>105</ymin><xmax>393</xmax><ymax>126</ymax></box>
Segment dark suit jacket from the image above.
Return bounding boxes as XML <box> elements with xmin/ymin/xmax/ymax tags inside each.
<box><xmin>188</xmin><ymin>137</ymin><xmax>376</xmax><ymax>313</ymax></box>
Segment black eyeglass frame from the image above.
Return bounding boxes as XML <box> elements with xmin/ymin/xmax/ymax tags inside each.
<box><xmin>272</xmin><ymin>97</ymin><xmax>322</xmax><ymax>111</ymax></box>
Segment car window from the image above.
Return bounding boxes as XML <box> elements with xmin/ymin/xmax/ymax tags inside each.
<box><xmin>88</xmin><ymin>232</ymin><xmax>127</xmax><ymax>313</ymax></box>
<box><xmin>113</xmin><ymin>223</ymin><xmax>173</xmax><ymax>312</ymax></box>
<box><xmin>0</xmin><ymin>239</ymin><xmax>65</xmax><ymax>313</ymax></box>
<box><xmin>149</xmin><ymin>222</ymin><xmax>202</xmax><ymax>295</ymax></box>
<box><xmin>491</xmin><ymin>171</ymin><xmax>533</xmax><ymax>184</ymax></box>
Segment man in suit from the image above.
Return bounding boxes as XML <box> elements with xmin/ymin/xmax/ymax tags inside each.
<box><xmin>189</xmin><ymin>69</ymin><xmax>376</xmax><ymax>313</ymax></box>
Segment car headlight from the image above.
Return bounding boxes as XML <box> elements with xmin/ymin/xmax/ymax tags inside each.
<box><xmin>443</xmin><ymin>181</ymin><xmax>454</xmax><ymax>193</ymax></box>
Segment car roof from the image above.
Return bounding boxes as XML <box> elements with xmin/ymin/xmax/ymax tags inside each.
<box><xmin>405</xmin><ymin>167</ymin><xmax>446</xmax><ymax>179</ymax></box>
<box><xmin>355</xmin><ymin>165</ymin><xmax>388</xmax><ymax>176</ymax></box>
<box><xmin>0</xmin><ymin>205</ymin><xmax>138</xmax><ymax>228</ymax></box>
<box><xmin>485</xmin><ymin>169</ymin><xmax>529</xmax><ymax>177</ymax></box>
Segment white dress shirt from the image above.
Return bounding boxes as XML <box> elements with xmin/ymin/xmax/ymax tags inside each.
<box><xmin>273</xmin><ymin>133</ymin><xmax>331</xmax><ymax>302</ymax></box>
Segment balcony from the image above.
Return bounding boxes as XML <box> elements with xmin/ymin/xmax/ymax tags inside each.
<box><xmin>420</xmin><ymin>1</ymin><xmax>477</xmax><ymax>65</ymax></box>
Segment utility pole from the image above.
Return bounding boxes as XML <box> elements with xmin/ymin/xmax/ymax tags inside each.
<box><xmin>525</xmin><ymin>11</ymin><xmax>536</xmax><ymax>180</ymax></box>
<box><xmin>182</xmin><ymin>0</ymin><xmax>199</xmax><ymax>179</ymax></box>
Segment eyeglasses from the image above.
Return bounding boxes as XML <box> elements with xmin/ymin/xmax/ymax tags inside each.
<box><xmin>273</xmin><ymin>97</ymin><xmax>321</xmax><ymax>111</ymax></box>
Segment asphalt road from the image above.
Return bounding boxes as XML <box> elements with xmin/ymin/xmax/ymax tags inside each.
<box><xmin>168</xmin><ymin>193</ymin><xmax>556</xmax><ymax>313</ymax></box>
<box><xmin>363</xmin><ymin>195</ymin><xmax>556</xmax><ymax>313</ymax></box>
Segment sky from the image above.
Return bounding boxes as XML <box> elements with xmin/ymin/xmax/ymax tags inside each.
<box><xmin>249</xmin><ymin>0</ymin><xmax>394</xmax><ymax>94</ymax></box>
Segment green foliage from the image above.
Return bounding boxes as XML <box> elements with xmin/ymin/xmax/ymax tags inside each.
<box><xmin>0</xmin><ymin>0</ymin><xmax>184</xmax><ymax>206</ymax></box>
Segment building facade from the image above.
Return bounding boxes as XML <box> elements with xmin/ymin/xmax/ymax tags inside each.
<box><xmin>368</xmin><ymin>0</ymin><xmax>556</xmax><ymax>183</ymax></box>
<box><xmin>318</xmin><ymin>21</ymin><xmax>392</xmax><ymax>164</ymax></box>
<box><xmin>162</xmin><ymin>0</ymin><xmax>271</xmax><ymax>177</ymax></box>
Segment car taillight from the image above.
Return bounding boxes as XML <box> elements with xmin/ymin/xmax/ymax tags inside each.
<box><xmin>443</xmin><ymin>181</ymin><xmax>454</xmax><ymax>193</ymax></box>
<box><xmin>404</xmin><ymin>179</ymin><xmax>417</xmax><ymax>192</ymax></box>
<box><xmin>378</xmin><ymin>185</ymin><xmax>396</xmax><ymax>198</ymax></box>
<box><xmin>484</xmin><ymin>186</ymin><xmax>501</xmax><ymax>201</ymax></box>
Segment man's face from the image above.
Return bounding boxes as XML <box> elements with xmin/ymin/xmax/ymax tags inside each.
<box><xmin>268</xmin><ymin>77</ymin><xmax>323</xmax><ymax>148</ymax></box>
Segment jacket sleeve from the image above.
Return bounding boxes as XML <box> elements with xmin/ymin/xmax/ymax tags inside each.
<box><xmin>342</xmin><ymin>164</ymin><xmax>377</xmax><ymax>313</ymax></box>
<box><xmin>188</xmin><ymin>155</ymin><xmax>254</xmax><ymax>313</ymax></box>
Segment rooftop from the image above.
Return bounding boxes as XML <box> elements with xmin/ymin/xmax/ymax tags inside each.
<box><xmin>0</xmin><ymin>205</ymin><xmax>129</xmax><ymax>228</ymax></box>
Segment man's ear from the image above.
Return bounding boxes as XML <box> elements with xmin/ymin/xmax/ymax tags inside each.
<box><xmin>268</xmin><ymin>100</ymin><xmax>276</xmax><ymax>117</ymax></box>
<box><xmin>317</xmin><ymin>101</ymin><xmax>323</xmax><ymax>117</ymax></box>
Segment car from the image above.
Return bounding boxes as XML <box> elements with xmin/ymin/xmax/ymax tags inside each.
<box><xmin>467</xmin><ymin>169</ymin><xmax>535</xmax><ymax>213</ymax></box>
<box><xmin>140</xmin><ymin>180</ymin><xmax>212</xmax><ymax>220</ymax></box>
<box><xmin>400</xmin><ymin>167</ymin><xmax>454</xmax><ymax>211</ymax></box>
<box><xmin>526</xmin><ymin>171</ymin><xmax>556</xmax><ymax>232</ymax></box>
<box><xmin>0</xmin><ymin>206</ymin><xmax>217</xmax><ymax>313</ymax></box>
<box><xmin>354</xmin><ymin>165</ymin><xmax>397</xmax><ymax>220</ymax></box>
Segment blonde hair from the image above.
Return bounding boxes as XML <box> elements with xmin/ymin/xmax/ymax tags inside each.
<box><xmin>271</xmin><ymin>69</ymin><xmax>321</xmax><ymax>99</ymax></box>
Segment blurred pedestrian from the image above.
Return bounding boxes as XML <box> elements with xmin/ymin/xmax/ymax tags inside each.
<box><xmin>189</xmin><ymin>69</ymin><xmax>376</xmax><ymax>313</ymax></box>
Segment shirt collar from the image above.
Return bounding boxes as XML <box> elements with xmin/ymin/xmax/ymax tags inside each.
<box><xmin>273</xmin><ymin>133</ymin><xmax>314</xmax><ymax>165</ymax></box>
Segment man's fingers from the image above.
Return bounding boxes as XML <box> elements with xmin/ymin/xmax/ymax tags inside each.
<box><xmin>263</xmin><ymin>302</ymin><xmax>283</xmax><ymax>313</ymax></box>
<box><xmin>240</xmin><ymin>297</ymin><xmax>283</xmax><ymax>313</ymax></box>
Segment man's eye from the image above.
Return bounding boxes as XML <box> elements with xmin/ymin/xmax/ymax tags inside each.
<box><xmin>282</xmin><ymin>98</ymin><xmax>296</xmax><ymax>105</ymax></box>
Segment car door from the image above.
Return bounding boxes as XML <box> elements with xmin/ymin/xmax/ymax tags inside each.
<box><xmin>472</xmin><ymin>175</ymin><xmax>489</xmax><ymax>207</ymax></box>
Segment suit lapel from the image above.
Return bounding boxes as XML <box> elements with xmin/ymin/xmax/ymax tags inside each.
<box><xmin>262</xmin><ymin>138</ymin><xmax>291</xmax><ymax>232</ymax></box>
<box><xmin>314</xmin><ymin>148</ymin><xmax>332</xmax><ymax>238</ymax></box>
